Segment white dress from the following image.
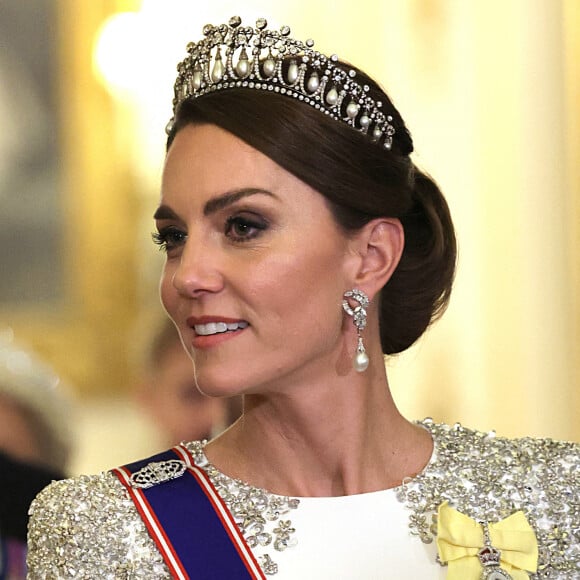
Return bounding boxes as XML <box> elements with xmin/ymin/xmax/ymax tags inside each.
<box><xmin>27</xmin><ymin>420</ymin><xmax>579</xmax><ymax>579</ymax></box>
<box><xmin>267</xmin><ymin>489</ymin><xmax>444</xmax><ymax>579</ymax></box>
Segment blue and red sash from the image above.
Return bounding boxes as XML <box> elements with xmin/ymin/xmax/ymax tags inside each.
<box><xmin>113</xmin><ymin>445</ymin><xmax>265</xmax><ymax>580</ymax></box>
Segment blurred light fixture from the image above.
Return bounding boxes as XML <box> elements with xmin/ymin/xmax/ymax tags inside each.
<box><xmin>93</xmin><ymin>12</ymin><xmax>142</xmax><ymax>98</ymax></box>
<box><xmin>92</xmin><ymin>2</ymin><xmax>288</xmax><ymax>184</ymax></box>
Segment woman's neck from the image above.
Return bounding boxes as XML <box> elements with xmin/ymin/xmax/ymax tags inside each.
<box><xmin>204</xmin><ymin>366</ymin><xmax>433</xmax><ymax>497</ymax></box>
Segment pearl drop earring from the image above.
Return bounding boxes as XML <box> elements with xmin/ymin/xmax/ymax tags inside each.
<box><xmin>342</xmin><ymin>289</ymin><xmax>370</xmax><ymax>372</ymax></box>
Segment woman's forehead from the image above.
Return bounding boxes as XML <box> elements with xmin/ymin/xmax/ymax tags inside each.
<box><xmin>161</xmin><ymin>124</ymin><xmax>324</xmax><ymax>210</ymax></box>
<box><xmin>164</xmin><ymin>124</ymin><xmax>279</xmax><ymax>184</ymax></box>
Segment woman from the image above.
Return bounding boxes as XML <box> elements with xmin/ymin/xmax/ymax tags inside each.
<box><xmin>27</xmin><ymin>17</ymin><xmax>578</xmax><ymax>579</ymax></box>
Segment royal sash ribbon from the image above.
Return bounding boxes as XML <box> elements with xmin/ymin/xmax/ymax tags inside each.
<box><xmin>436</xmin><ymin>501</ymin><xmax>538</xmax><ymax>579</ymax></box>
<box><xmin>113</xmin><ymin>446</ymin><xmax>265</xmax><ymax>580</ymax></box>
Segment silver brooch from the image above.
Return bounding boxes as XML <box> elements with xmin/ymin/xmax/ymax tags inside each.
<box><xmin>129</xmin><ymin>459</ymin><xmax>187</xmax><ymax>489</ymax></box>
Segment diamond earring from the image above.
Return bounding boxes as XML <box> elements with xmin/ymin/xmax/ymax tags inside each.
<box><xmin>342</xmin><ymin>289</ymin><xmax>370</xmax><ymax>372</ymax></box>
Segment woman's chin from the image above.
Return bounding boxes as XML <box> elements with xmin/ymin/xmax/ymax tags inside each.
<box><xmin>194</xmin><ymin>373</ymin><xmax>248</xmax><ymax>399</ymax></box>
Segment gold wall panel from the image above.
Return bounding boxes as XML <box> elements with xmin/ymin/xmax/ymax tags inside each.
<box><xmin>1</xmin><ymin>0</ymin><xmax>144</xmax><ymax>396</ymax></box>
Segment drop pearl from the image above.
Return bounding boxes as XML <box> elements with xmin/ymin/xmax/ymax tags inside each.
<box><xmin>236</xmin><ymin>58</ymin><xmax>250</xmax><ymax>78</ymax></box>
<box><xmin>263</xmin><ymin>58</ymin><xmax>276</xmax><ymax>77</ymax></box>
<box><xmin>287</xmin><ymin>61</ymin><xmax>299</xmax><ymax>84</ymax></box>
<box><xmin>192</xmin><ymin>70</ymin><xmax>202</xmax><ymax>90</ymax></box>
<box><xmin>307</xmin><ymin>73</ymin><xmax>320</xmax><ymax>93</ymax></box>
<box><xmin>354</xmin><ymin>350</ymin><xmax>369</xmax><ymax>372</ymax></box>
<box><xmin>325</xmin><ymin>87</ymin><xmax>338</xmax><ymax>105</ymax></box>
<box><xmin>346</xmin><ymin>101</ymin><xmax>359</xmax><ymax>119</ymax></box>
<box><xmin>211</xmin><ymin>53</ymin><xmax>224</xmax><ymax>82</ymax></box>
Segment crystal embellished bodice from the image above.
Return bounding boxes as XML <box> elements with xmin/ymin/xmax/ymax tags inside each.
<box><xmin>27</xmin><ymin>420</ymin><xmax>579</xmax><ymax>579</ymax></box>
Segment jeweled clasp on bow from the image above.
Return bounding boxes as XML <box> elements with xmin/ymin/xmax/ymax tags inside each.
<box><xmin>436</xmin><ymin>501</ymin><xmax>538</xmax><ymax>580</ymax></box>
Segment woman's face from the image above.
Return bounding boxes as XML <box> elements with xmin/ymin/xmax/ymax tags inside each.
<box><xmin>156</xmin><ymin>124</ymin><xmax>358</xmax><ymax>396</ymax></box>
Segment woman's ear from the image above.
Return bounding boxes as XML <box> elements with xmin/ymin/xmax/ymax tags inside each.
<box><xmin>349</xmin><ymin>218</ymin><xmax>404</xmax><ymax>299</ymax></box>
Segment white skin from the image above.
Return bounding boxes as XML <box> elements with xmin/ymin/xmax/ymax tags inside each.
<box><xmin>156</xmin><ymin>123</ymin><xmax>432</xmax><ymax>497</ymax></box>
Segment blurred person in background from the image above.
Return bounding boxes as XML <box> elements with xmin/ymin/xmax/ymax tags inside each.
<box><xmin>134</xmin><ymin>315</ymin><xmax>242</xmax><ymax>447</ymax></box>
<box><xmin>0</xmin><ymin>329</ymin><xmax>71</xmax><ymax>579</ymax></box>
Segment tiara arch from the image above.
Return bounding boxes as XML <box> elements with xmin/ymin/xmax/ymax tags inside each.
<box><xmin>167</xmin><ymin>16</ymin><xmax>396</xmax><ymax>151</ymax></box>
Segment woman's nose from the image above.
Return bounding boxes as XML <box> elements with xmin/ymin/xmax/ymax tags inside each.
<box><xmin>171</xmin><ymin>238</ymin><xmax>224</xmax><ymax>298</ymax></box>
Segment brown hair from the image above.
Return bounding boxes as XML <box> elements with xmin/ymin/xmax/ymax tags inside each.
<box><xmin>167</xmin><ymin>63</ymin><xmax>456</xmax><ymax>355</ymax></box>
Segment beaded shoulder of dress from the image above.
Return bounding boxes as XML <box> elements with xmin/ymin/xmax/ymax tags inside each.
<box><xmin>404</xmin><ymin>420</ymin><xmax>580</xmax><ymax>579</ymax></box>
<box><xmin>26</xmin><ymin>472</ymin><xmax>170</xmax><ymax>579</ymax></box>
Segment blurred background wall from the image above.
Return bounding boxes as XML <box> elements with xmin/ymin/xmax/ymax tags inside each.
<box><xmin>0</xmin><ymin>0</ymin><xmax>578</xmax><ymax>475</ymax></box>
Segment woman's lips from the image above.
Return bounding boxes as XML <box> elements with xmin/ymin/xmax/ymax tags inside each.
<box><xmin>194</xmin><ymin>321</ymin><xmax>249</xmax><ymax>336</ymax></box>
<box><xmin>186</xmin><ymin>316</ymin><xmax>249</xmax><ymax>349</ymax></box>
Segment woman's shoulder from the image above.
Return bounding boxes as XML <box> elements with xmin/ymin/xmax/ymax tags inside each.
<box><xmin>420</xmin><ymin>419</ymin><xmax>579</xmax><ymax>503</ymax></box>
<box><xmin>28</xmin><ymin>471</ymin><xmax>129</xmax><ymax>529</ymax></box>
<box><xmin>30</xmin><ymin>469</ymin><xmax>124</xmax><ymax>509</ymax></box>
<box><xmin>412</xmin><ymin>419</ymin><xmax>579</xmax><ymax>576</ymax></box>
<box><xmin>27</xmin><ymin>470</ymin><xmax>169</xmax><ymax>579</ymax></box>
<box><xmin>423</xmin><ymin>420</ymin><xmax>580</xmax><ymax>480</ymax></box>
<box><xmin>423</xmin><ymin>418</ymin><xmax>579</xmax><ymax>465</ymax></box>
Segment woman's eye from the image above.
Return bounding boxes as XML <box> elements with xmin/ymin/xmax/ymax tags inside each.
<box><xmin>225</xmin><ymin>215</ymin><xmax>268</xmax><ymax>241</ymax></box>
<box><xmin>152</xmin><ymin>227</ymin><xmax>187</xmax><ymax>253</ymax></box>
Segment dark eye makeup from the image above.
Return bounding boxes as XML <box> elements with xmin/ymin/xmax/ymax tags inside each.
<box><xmin>152</xmin><ymin>211</ymin><xmax>270</xmax><ymax>253</ymax></box>
<box><xmin>152</xmin><ymin>226</ymin><xmax>187</xmax><ymax>253</ymax></box>
<box><xmin>224</xmin><ymin>213</ymin><xmax>269</xmax><ymax>242</ymax></box>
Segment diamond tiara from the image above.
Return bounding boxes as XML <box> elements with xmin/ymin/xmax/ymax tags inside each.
<box><xmin>168</xmin><ymin>16</ymin><xmax>395</xmax><ymax>150</ymax></box>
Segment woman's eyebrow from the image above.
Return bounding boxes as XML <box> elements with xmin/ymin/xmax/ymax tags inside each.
<box><xmin>203</xmin><ymin>188</ymin><xmax>277</xmax><ymax>216</ymax></box>
<box><xmin>153</xmin><ymin>188</ymin><xmax>277</xmax><ymax>221</ymax></box>
<box><xmin>153</xmin><ymin>205</ymin><xmax>179</xmax><ymax>220</ymax></box>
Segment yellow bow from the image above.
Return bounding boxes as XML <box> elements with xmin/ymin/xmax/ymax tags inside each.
<box><xmin>436</xmin><ymin>501</ymin><xmax>538</xmax><ymax>580</ymax></box>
